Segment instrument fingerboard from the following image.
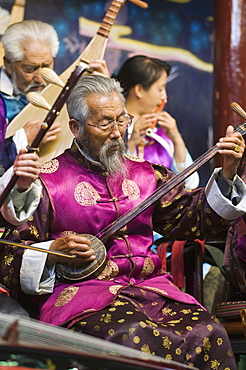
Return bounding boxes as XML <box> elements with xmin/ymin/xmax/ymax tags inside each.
<box><xmin>97</xmin><ymin>0</ymin><xmax>125</xmax><ymax>38</ymax></box>
<box><xmin>97</xmin><ymin>120</ymin><xmax>246</xmax><ymax>243</ymax></box>
<box><xmin>237</xmin><ymin>122</ymin><xmax>246</xmax><ymax>135</ymax></box>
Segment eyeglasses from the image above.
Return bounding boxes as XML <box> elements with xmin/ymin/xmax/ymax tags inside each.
<box><xmin>86</xmin><ymin>113</ymin><xmax>134</xmax><ymax>133</ymax></box>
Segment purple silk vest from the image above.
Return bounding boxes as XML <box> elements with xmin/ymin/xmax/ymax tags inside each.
<box><xmin>39</xmin><ymin>150</ymin><xmax>202</xmax><ymax>326</ymax></box>
<box><xmin>136</xmin><ymin>126</ymin><xmax>173</xmax><ymax>167</ymax></box>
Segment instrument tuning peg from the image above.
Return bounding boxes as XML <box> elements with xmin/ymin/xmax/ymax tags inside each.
<box><xmin>230</xmin><ymin>102</ymin><xmax>246</xmax><ymax>120</ymax></box>
<box><xmin>40</xmin><ymin>68</ymin><xmax>65</xmax><ymax>88</ymax></box>
<box><xmin>128</xmin><ymin>0</ymin><xmax>148</xmax><ymax>9</ymax></box>
<box><xmin>27</xmin><ymin>92</ymin><xmax>52</xmax><ymax>111</ymax></box>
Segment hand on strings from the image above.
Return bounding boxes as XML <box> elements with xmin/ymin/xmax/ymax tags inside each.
<box><xmin>47</xmin><ymin>234</ymin><xmax>96</xmax><ymax>265</ymax></box>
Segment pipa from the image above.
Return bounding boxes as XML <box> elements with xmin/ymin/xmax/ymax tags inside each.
<box><xmin>5</xmin><ymin>0</ymin><xmax>148</xmax><ymax>165</ymax></box>
<box><xmin>0</xmin><ymin>0</ymin><xmax>26</xmax><ymax>65</ymax></box>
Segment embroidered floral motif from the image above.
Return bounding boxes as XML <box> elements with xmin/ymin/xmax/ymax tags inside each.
<box><xmin>122</xmin><ymin>179</ymin><xmax>140</xmax><ymax>200</ymax></box>
<box><xmin>4</xmin><ymin>254</ymin><xmax>14</xmax><ymax>266</ymax></box>
<box><xmin>162</xmin><ymin>336</ymin><xmax>172</xmax><ymax>349</ymax></box>
<box><xmin>211</xmin><ymin>359</ymin><xmax>220</xmax><ymax>370</ymax></box>
<box><xmin>203</xmin><ymin>337</ymin><xmax>211</xmax><ymax>351</ymax></box>
<box><xmin>100</xmin><ymin>313</ymin><xmax>111</xmax><ymax>323</ymax></box>
<box><xmin>162</xmin><ymin>308</ymin><xmax>176</xmax><ymax>316</ymax></box>
<box><xmin>41</xmin><ymin>159</ymin><xmax>59</xmax><ymax>173</ymax></box>
<box><xmin>74</xmin><ymin>182</ymin><xmax>100</xmax><ymax>206</ymax></box>
<box><xmin>29</xmin><ymin>225</ymin><xmax>39</xmax><ymax>238</ymax></box>
<box><xmin>54</xmin><ymin>286</ymin><xmax>79</xmax><ymax>307</ymax></box>
<box><xmin>140</xmin><ymin>257</ymin><xmax>155</xmax><ymax>278</ymax></box>
<box><xmin>141</xmin><ymin>344</ymin><xmax>152</xmax><ymax>354</ymax></box>
<box><xmin>98</xmin><ymin>260</ymin><xmax>119</xmax><ymax>280</ymax></box>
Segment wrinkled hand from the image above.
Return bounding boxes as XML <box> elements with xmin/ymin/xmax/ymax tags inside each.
<box><xmin>14</xmin><ymin>149</ymin><xmax>41</xmax><ymax>192</ymax></box>
<box><xmin>24</xmin><ymin>120</ymin><xmax>61</xmax><ymax>145</ymax></box>
<box><xmin>89</xmin><ymin>59</ymin><xmax>110</xmax><ymax>77</ymax></box>
<box><xmin>47</xmin><ymin>234</ymin><xmax>96</xmax><ymax>265</ymax></box>
<box><xmin>216</xmin><ymin>125</ymin><xmax>245</xmax><ymax>180</ymax></box>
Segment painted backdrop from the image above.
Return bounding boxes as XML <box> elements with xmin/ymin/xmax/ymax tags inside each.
<box><xmin>0</xmin><ymin>0</ymin><xmax>214</xmax><ymax>185</ymax></box>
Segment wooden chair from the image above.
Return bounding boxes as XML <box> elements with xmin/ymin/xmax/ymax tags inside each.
<box><xmin>156</xmin><ymin>234</ymin><xmax>246</xmax><ymax>362</ymax></box>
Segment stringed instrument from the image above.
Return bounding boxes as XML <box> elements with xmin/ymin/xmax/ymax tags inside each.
<box><xmin>0</xmin><ymin>61</ymin><xmax>90</xmax><ymax>207</ymax></box>
<box><xmin>55</xmin><ymin>103</ymin><xmax>246</xmax><ymax>280</ymax></box>
<box><xmin>0</xmin><ymin>0</ymin><xmax>26</xmax><ymax>65</ymax></box>
<box><xmin>5</xmin><ymin>0</ymin><xmax>148</xmax><ymax>165</ymax></box>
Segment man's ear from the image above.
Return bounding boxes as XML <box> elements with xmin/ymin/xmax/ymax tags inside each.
<box><xmin>69</xmin><ymin>119</ymin><xmax>80</xmax><ymax>139</ymax></box>
<box><xmin>134</xmin><ymin>84</ymin><xmax>144</xmax><ymax>99</ymax></box>
<box><xmin>4</xmin><ymin>56</ymin><xmax>13</xmax><ymax>77</ymax></box>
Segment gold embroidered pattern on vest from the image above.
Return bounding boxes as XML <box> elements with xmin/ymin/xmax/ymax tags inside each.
<box><xmin>109</xmin><ymin>285</ymin><xmax>123</xmax><ymax>295</ymax></box>
<box><xmin>98</xmin><ymin>260</ymin><xmax>119</xmax><ymax>280</ymax></box>
<box><xmin>4</xmin><ymin>254</ymin><xmax>14</xmax><ymax>266</ymax></box>
<box><xmin>140</xmin><ymin>257</ymin><xmax>155</xmax><ymax>278</ymax></box>
<box><xmin>122</xmin><ymin>179</ymin><xmax>140</xmax><ymax>200</ymax></box>
<box><xmin>41</xmin><ymin>159</ymin><xmax>59</xmax><ymax>173</ymax></box>
<box><xmin>74</xmin><ymin>182</ymin><xmax>100</xmax><ymax>206</ymax></box>
<box><xmin>124</xmin><ymin>154</ymin><xmax>145</xmax><ymax>162</ymax></box>
<box><xmin>54</xmin><ymin>286</ymin><xmax>79</xmax><ymax>307</ymax></box>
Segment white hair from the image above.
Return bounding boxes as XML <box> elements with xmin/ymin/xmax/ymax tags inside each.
<box><xmin>2</xmin><ymin>20</ymin><xmax>59</xmax><ymax>62</ymax></box>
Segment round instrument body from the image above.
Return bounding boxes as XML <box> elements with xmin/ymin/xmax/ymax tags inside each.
<box><xmin>56</xmin><ymin>234</ymin><xmax>107</xmax><ymax>281</ymax></box>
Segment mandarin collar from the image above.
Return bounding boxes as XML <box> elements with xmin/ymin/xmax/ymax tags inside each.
<box><xmin>68</xmin><ymin>139</ymin><xmax>109</xmax><ymax>175</ymax></box>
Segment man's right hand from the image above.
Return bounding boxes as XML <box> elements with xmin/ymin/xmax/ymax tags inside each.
<box><xmin>47</xmin><ymin>234</ymin><xmax>96</xmax><ymax>265</ymax></box>
<box><xmin>24</xmin><ymin>120</ymin><xmax>61</xmax><ymax>145</ymax></box>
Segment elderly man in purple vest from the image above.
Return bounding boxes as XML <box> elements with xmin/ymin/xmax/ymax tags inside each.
<box><xmin>1</xmin><ymin>75</ymin><xmax>246</xmax><ymax>370</ymax></box>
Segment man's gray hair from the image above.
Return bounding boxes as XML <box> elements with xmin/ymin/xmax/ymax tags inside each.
<box><xmin>67</xmin><ymin>75</ymin><xmax>125</xmax><ymax>123</ymax></box>
<box><xmin>2</xmin><ymin>20</ymin><xmax>59</xmax><ymax>62</ymax></box>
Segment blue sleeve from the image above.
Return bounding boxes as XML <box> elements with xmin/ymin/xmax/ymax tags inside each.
<box><xmin>0</xmin><ymin>136</ymin><xmax>17</xmax><ymax>173</ymax></box>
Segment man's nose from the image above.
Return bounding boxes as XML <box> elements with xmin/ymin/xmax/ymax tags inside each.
<box><xmin>109</xmin><ymin>123</ymin><xmax>122</xmax><ymax>138</ymax></box>
<box><xmin>33</xmin><ymin>68</ymin><xmax>44</xmax><ymax>84</ymax></box>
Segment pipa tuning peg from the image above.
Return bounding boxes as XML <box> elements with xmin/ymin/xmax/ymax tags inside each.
<box><xmin>27</xmin><ymin>92</ymin><xmax>52</xmax><ymax>111</ymax></box>
<box><xmin>128</xmin><ymin>0</ymin><xmax>148</xmax><ymax>9</ymax></box>
<box><xmin>230</xmin><ymin>102</ymin><xmax>246</xmax><ymax>120</ymax></box>
<box><xmin>40</xmin><ymin>67</ymin><xmax>65</xmax><ymax>88</ymax></box>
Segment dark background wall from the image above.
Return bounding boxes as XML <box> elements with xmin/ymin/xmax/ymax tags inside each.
<box><xmin>0</xmin><ymin>0</ymin><xmax>214</xmax><ymax>186</ymax></box>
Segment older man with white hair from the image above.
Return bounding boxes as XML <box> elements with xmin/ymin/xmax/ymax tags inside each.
<box><xmin>0</xmin><ymin>19</ymin><xmax>61</xmax><ymax>172</ymax></box>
